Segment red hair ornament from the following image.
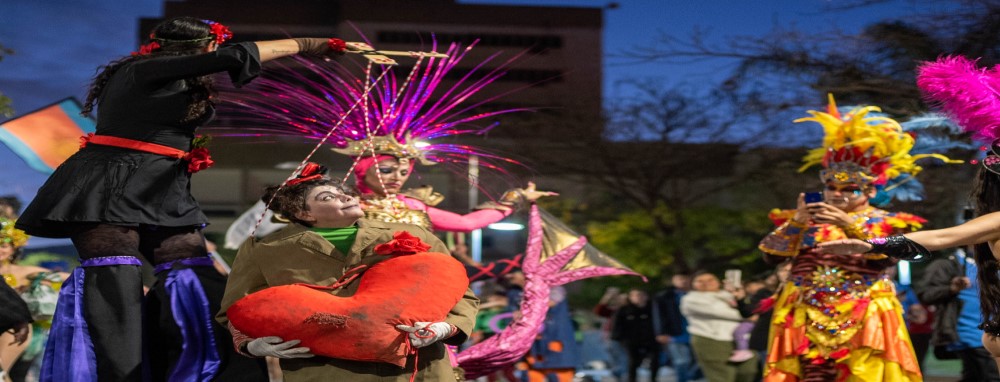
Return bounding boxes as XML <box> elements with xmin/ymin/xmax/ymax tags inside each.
<box><xmin>286</xmin><ymin>162</ymin><xmax>326</xmax><ymax>186</ymax></box>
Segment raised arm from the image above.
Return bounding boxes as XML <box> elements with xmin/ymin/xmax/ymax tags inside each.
<box><xmin>132</xmin><ymin>38</ymin><xmax>348</xmax><ymax>88</ymax></box>
<box><xmin>256</xmin><ymin>38</ymin><xmax>348</xmax><ymax>62</ymax></box>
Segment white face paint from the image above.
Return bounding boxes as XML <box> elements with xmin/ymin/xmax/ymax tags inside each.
<box><xmin>296</xmin><ymin>185</ymin><xmax>364</xmax><ymax>228</ymax></box>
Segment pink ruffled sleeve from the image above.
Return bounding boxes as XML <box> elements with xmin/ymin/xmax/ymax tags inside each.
<box><xmin>401</xmin><ymin>196</ymin><xmax>510</xmax><ymax>232</ymax></box>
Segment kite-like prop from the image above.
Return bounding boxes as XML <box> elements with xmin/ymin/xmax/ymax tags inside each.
<box><xmin>456</xmin><ymin>205</ymin><xmax>644</xmax><ymax>378</ymax></box>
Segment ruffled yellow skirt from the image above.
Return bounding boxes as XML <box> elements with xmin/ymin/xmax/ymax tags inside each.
<box><xmin>764</xmin><ymin>277</ymin><xmax>922</xmax><ymax>382</ymax></box>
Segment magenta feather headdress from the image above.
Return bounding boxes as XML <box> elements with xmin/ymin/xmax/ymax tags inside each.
<box><xmin>211</xmin><ymin>41</ymin><xmax>536</xmax><ymax>177</ymax></box>
<box><xmin>917</xmin><ymin>55</ymin><xmax>1000</xmax><ymax>141</ymax></box>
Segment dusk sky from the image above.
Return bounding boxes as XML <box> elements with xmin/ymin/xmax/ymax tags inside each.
<box><xmin>0</xmin><ymin>0</ymin><xmax>948</xmax><ymax>246</ymax></box>
<box><xmin>1</xmin><ymin>0</ymin><xmax>951</xmax><ymax>113</ymax></box>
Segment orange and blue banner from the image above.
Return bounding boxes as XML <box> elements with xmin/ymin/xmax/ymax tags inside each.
<box><xmin>0</xmin><ymin>98</ymin><xmax>95</xmax><ymax>173</ymax></box>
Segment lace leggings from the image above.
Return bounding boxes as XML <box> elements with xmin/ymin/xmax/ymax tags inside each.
<box><xmin>70</xmin><ymin>223</ymin><xmax>207</xmax><ymax>264</ymax></box>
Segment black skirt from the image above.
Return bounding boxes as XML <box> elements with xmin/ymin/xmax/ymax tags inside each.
<box><xmin>16</xmin><ymin>145</ymin><xmax>207</xmax><ymax>238</ymax></box>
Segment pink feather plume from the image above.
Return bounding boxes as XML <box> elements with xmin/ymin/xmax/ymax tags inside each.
<box><xmin>917</xmin><ymin>55</ymin><xmax>1000</xmax><ymax>141</ymax></box>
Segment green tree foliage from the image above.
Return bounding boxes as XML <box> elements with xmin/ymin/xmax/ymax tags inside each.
<box><xmin>586</xmin><ymin>202</ymin><xmax>773</xmax><ymax>280</ymax></box>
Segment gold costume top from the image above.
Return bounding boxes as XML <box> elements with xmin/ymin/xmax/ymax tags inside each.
<box><xmin>359</xmin><ymin>185</ymin><xmax>445</xmax><ymax>230</ymax></box>
<box><xmin>360</xmin><ymin>194</ymin><xmax>433</xmax><ymax>230</ymax></box>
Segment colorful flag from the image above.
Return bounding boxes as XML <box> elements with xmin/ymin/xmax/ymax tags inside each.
<box><xmin>0</xmin><ymin>98</ymin><xmax>95</xmax><ymax>173</ymax></box>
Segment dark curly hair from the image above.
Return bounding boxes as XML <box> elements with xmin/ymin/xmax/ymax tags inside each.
<box><xmin>261</xmin><ymin>177</ymin><xmax>356</xmax><ymax>226</ymax></box>
<box><xmin>971</xmin><ymin>166</ymin><xmax>1000</xmax><ymax>335</ymax></box>
<box><xmin>82</xmin><ymin>16</ymin><xmax>216</xmax><ymax>123</ymax></box>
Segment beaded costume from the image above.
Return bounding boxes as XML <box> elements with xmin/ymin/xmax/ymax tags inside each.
<box><xmin>759</xmin><ymin>95</ymin><xmax>959</xmax><ymax>382</ymax></box>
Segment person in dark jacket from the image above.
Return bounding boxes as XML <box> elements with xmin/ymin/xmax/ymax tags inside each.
<box><xmin>918</xmin><ymin>248</ymin><xmax>1000</xmax><ymax>382</ymax></box>
<box><xmin>612</xmin><ymin>289</ymin><xmax>660</xmax><ymax>382</ymax></box>
<box><xmin>653</xmin><ymin>272</ymin><xmax>700</xmax><ymax>382</ymax></box>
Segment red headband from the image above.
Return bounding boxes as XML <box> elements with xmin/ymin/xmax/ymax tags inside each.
<box><xmin>133</xmin><ymin>20</ymin><xmax>232</xmax><ymax>56</ymax></box>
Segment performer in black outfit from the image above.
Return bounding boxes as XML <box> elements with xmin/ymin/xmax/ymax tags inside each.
<box><xmin>16</xmin><ymin>16</ymin><xmax>351</xmax><ymax>381</ymax></box>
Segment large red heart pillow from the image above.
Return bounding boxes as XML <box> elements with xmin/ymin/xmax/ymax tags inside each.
<box><xmin>227</xmin><ymin>251</ymin><xmax>469</xmax><ymax>367</ymax></box>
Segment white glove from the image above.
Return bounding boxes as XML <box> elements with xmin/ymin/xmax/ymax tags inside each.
<box><xmin>246</xmin><ymin>336</ymin><xmax>314</xmax><ymax>359</ymax></box>
<box><xmin>395</xmin><ymin>322</ymin><xmax>455</xmax><ymax>348</ymax></box>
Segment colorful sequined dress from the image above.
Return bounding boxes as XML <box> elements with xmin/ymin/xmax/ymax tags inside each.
<box><xmin>758</xmin><ymin>207</ymin><xmax>924</xmax><ymax>382</ymax></box>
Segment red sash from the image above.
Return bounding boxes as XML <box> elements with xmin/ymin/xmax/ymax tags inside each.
<box><xmin>79</xmin><ymin>133</ymin><xmax>213</xmax><ymax>173</ymax></box>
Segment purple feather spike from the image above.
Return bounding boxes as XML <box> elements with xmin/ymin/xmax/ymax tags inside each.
<box><xmin>210</xmin><ymin>41</ymin><xmax>537</xmax><ymax>175</ymax></box>
<box><xmin>917</xmin><ymin>55</ymin><xmax>1000</xmax><ymax>141</ymax></box>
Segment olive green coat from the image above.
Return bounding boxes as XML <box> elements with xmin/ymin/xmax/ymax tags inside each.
<box><xmin>218</xmin><ymin>219</ymin><xmax>478</xmax><ymax>382</ymax></box>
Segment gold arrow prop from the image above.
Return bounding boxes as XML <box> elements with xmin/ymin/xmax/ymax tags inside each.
<box><xmin>345</xmin><ymin>42</ymin><xmax>449</xmax><ymax>66</ymax></box>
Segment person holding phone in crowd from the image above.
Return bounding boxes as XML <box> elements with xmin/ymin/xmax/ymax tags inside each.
<box><xmin>757</xmin><ymin>96</ymin><xmax>957</xmax><ymax>381</ymax></box>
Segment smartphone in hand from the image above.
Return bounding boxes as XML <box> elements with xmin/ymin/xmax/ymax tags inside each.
<box><xmin>804</xmin><ymin>192</ymin><xmax>823</xmax><ymax>204</ymax></box>
<box><xmin>724</xmin><ymin>269</ymin><xmax>742</xmax><ymax>289</ymax></box>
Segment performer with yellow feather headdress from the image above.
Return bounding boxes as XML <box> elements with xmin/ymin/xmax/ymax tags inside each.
<box><xmin>758</xmin><ymin>95</ymin><xmax>960</xmax><ymax>382</ymax></box>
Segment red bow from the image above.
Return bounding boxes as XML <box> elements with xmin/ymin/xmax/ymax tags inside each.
<box><xmin>287</xmin><ymin>162</ymin><xmax>325</xmax><ymax>186</ymax></box>
<box><xmin>79</xmin><ymin>133</ymin><xmax>95</xmax><ymax>148</ymax></box>
<box><xmin>184</xmin><ymin>147</ymin><xmax>214</xmax><ymax>173</ymax></box>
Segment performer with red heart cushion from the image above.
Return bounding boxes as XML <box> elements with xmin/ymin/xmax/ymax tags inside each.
<box><xmin>217</xmin><ymin>165</ymin><xmax>477</xmax><ymax>382</ymax></box>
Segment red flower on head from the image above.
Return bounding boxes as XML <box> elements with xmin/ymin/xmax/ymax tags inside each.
<box><xmin>185</xmin><ymin>147</ymin><xmax>214</xmax><ymax>173</ymax></box>
<box><xmin>375</xmin><ymin>231</ymin><xmax>431</xmax><ymax>256</ymax></box>
<box><xmin>207</xmin><ymin>22</ymin><xmax>233</xmax><ymax>45</ymax></box>
<box><xmin>132</xmin><ymin>41</ymin><xmax>161</xmax><ymax>56</ymax></box>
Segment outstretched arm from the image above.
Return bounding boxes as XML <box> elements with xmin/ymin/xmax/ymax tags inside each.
<box><xmin>426</xmin><ymin>206</ymin><xmax>509</xmax><ymax>233</ymax></box>
<box><xmin>905</xmin><ymin>211</ymin><xmax>1000</xmax><ymax>250</ymax></box>
<box><xmin>135</xmin><ymin>38</ymin><xmax>351</xmax><ymax>87</ymax></box>
<box><xmin>819</xmin><ymin>211</ymin><xmax>1000</xmax><ymax>255</ymax></box>
<box><xmin>254</xmin><ymin>40</ymin><xmax>303</xmax><ymax>62</ymax></box>
<box><xmin>255</xmin><ymin>39</ymin><xmax>349</xmax><ymax>62</ymax></box>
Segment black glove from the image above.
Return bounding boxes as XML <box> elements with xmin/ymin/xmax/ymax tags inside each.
<box><xmin>865</xmin><ymin>235</ymin><xmax>931</xmax><ymax>262</ymax></box>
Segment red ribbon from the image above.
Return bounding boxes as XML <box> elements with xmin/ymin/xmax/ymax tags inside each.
<box><xmin>80</xmin><ymin>133</ymin><xmax>213</xmax><ymax>173</ymax></box>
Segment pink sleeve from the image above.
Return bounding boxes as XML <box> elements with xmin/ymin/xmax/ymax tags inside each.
<box><xmin>426</xmin><ymin>206</ymin><xmax>511</xmax><ymax>233</ymax></box>
<box><xmin>400</xmin><ymin>196</ymin><xmax>511</xmax><ymax>232</ymax></box>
